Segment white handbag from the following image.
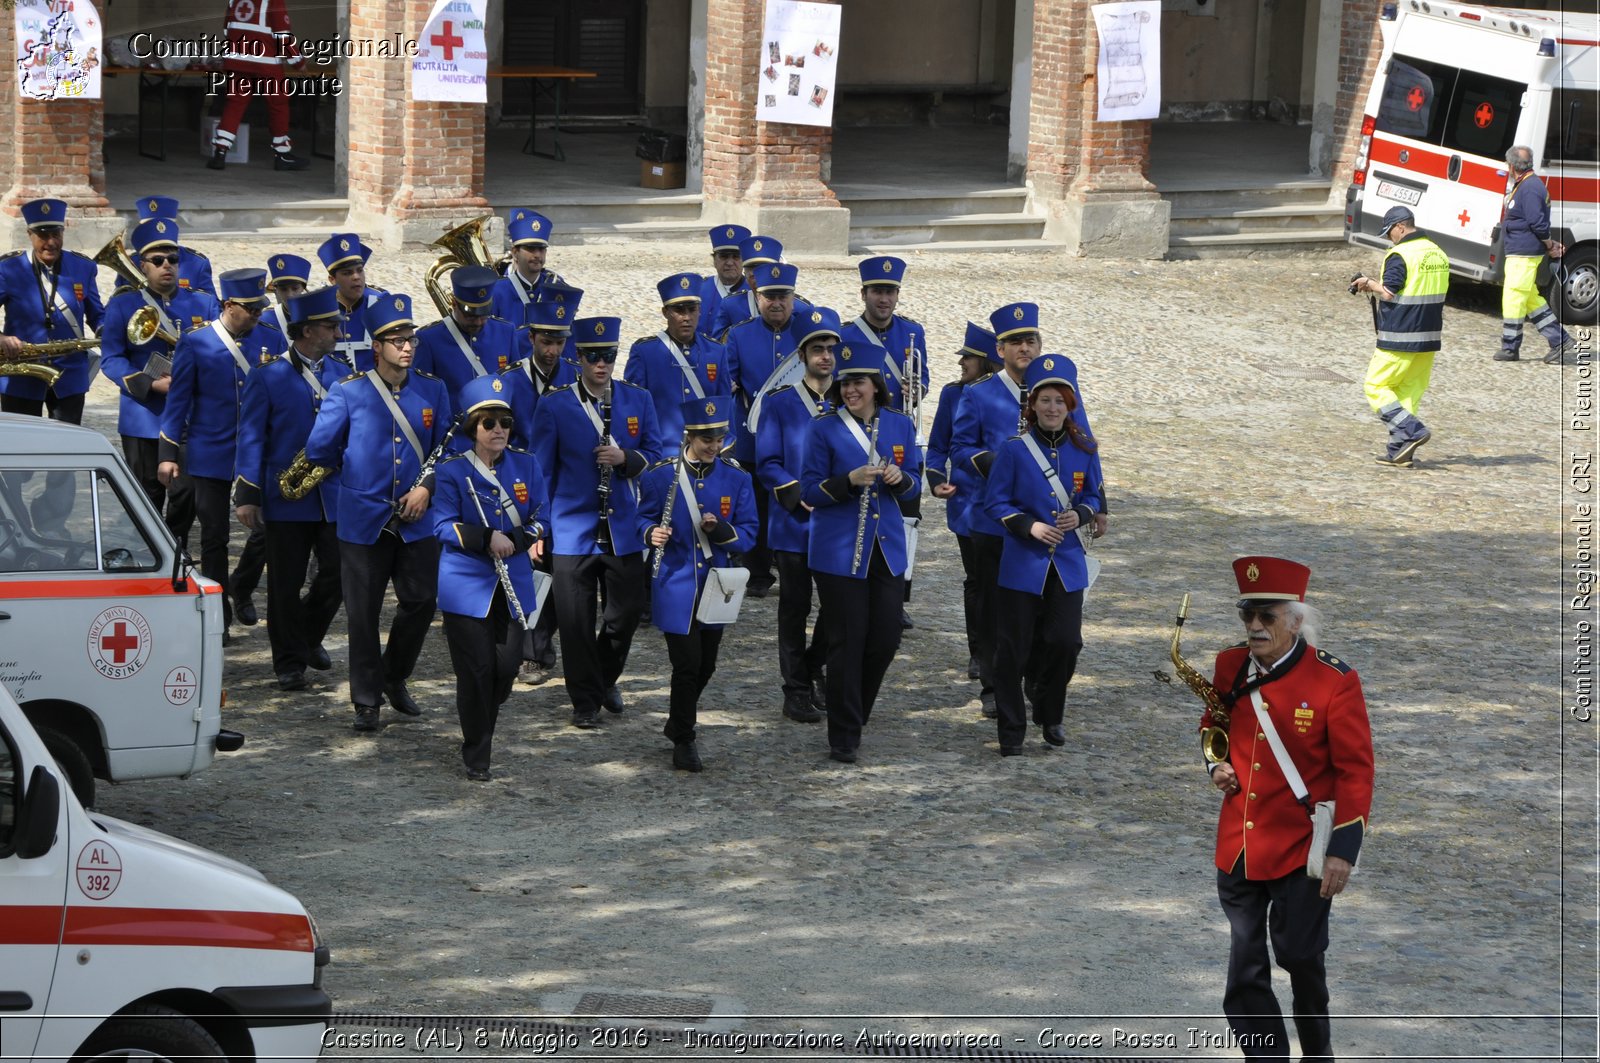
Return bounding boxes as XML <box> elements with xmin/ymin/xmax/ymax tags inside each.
<box><xmin>695</xmin><ymin>565</ymin><xmax>749</xmax><ymax>625</ymax></box>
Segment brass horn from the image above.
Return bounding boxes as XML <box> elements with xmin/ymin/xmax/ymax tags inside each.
<box><xmin>1169</xmin><ymin>594</ymin><xmax>1231</xmax><ymax>764</ymax></box>
<box><xmin>126</xmin><ymin>305</ymin><xmax>178</xmax><ymax>349</ymax></box>
<box><xmin>92</xmin><ymin>232</ymin><xmax>148</xmax><ymax>295</ymax></box>
<box><xmin>424</xmin><ymin>215</ymin><xmax>495</xmax><ymax>318</ymax></box>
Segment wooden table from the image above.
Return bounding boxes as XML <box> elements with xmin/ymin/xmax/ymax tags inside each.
<box><xmin>104</xmin><ymin>66</ymin><xmax>338</xmax><ymax>163</ymax></box>
<box><xmin>488</xmin><ymin>66</ymin><xmax>598</xmax><ymax>161</ymax></box>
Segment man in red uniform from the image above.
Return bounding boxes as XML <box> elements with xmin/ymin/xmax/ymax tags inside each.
<box><xmin>1202</xmin><ymin>556</ymin><xmax>1374</xmax><ymax>1062</ymax></box>
<box><xmin>206</xmin><ymin>0</ymin><xmax>311</xmax><ymax>172</ymax></box>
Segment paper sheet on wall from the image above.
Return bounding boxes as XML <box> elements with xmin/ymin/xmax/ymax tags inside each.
<box><xmin>14</xmin><ymin>0</ymin><xmax>103</xmax><ymax>102</ymax></box>
<box><xmin>413</xmin><ymin>0</ymin><xmax>488</xmax><ymax>103</ymax></box>
<box><xmin>756</xmin><ymin>0</ymin><xmax>842</xmax><ymax>128</ymax></box>
<box><xmin>1093</xmin><ymin>1</ymin><xmax>1161</xmax><ymax>122</ymax></box>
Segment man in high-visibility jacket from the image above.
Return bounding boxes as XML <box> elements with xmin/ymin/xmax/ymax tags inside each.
<box><xmin>1494</xmin><ymin>144</ymin><xmax>1575</xmax><ymax>365</ymax></box>
<box><xmin>1349</xmin><ymin>205</ymin><xmax>1449</xmax><ymax>469</ymax></box>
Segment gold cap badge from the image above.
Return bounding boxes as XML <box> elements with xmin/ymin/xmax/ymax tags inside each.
<box><xmin>811</xmin><ymin>311</ymin><xmax>821</xmax><ymax>323</ymax></box>
<box><xmin>1013</xmin><ymin>307</ymin><xmax>1024</xmax><ymax>320</ymax></box>
<box><xmin>555</xmin><ymin>306</ymin><xmax>566</xmax><ymax>319</ymax></box>
<box><xmin>680</xmin><ymin>276</ymin><xmax>691</xmax><ymax>289</ymax></box>
<box><xmin>155</xmin><ymin>221</ymin><xmax>167</xmax><ymax>233</ymax></box>
<box><xmin>882</xmin><ymin>260</ymin><xmax>893</xmax><ymax>273</ymax></box>
<box><xmin>515</xmin><ymin>211</ymin><xmax>524</xmax><ymax>220</ymax></box>
<box><xmin>492</xmin><ymin>379</ymin><xmax>503</xmax><ymax>392</ymax></box>
<box><xmin>393</xmin><ymin>297</ymin><xmax>404</xmax><ymax>310</ymax></box>
<box><xmin>477</xmin><ymin>287</ymin><xmax>487</xmax><ymax>299</ymax></box>
<box><xmin>532</xmin><ymin>220</ymin><xmax>543</xmax><ymax>232</ymax></box>
<box><xmin>1246</xmin><ymin>563</ymin><xmax>1260</xmax><ymax>582</ymax></box>
<box><xmin>725</xmin><ymin>226</ymin><xmax>735</xmax><ymax>237</ymax></box>
<box><xmin>769</xmin><ymin>266</ymin><xmax>780</xmax><ymax>278</ymax></box>
<box><xmin>841</xmin><ymin>347</ymin><xmax>851</xmax><ymax>360</ymax></box>
<box><xmin>40</xmin><ymin>203</ymin><xmax>51</xmax><ymax>215</ymax></box>
<box><xmin>275</xmin><ymin>257</ymin><xmax>285</xmax><ymax>269</ymax></box>
<box><xmin>340</xmin><ymin>238</ymin><xmax>350</xmax><ymax>252</ymax></box>
<box><xmin>594</xmin><ymin>321</ymin><xmax>605</xmax><ymax>336</ymax></box>
<box><xmin>752</xmin><ymin>239</ymin><xmax>763</xmax><ymax>251</ymax></box>
<box><xmin>148</xmin><ymin>199</ymin><xmax>158</xmax><ymax>212</ymax></box>
<box><xmin>705</xmin><ymin>401</ymin><xmax>716</xmax><ymax>415</ymax></box>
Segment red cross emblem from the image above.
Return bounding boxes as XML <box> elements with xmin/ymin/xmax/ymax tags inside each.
<box><xmin>1407</xmin><ymin>85</ymin><xmax>1425</xmax><ymax>111</ymax></box>
<box><xmin>431</xmin><ymin>21</ymin><xmax>465</xmax><ymax>61</ymax></box>
<box><xmin>1458</xmin><ymin>208</ymin><xmax>1471</xmax><ymax>227</ymax></box>
<box><xmin>1474</xmin><ymin>101</ymin><xmax>1494</xmax><ymax>128</ymax></box>
<box><xmin>87</xmin><ymin>607</ymin><xmax>152</xmax><ymax>679</ymax></box>
<box><xmin>100</xmin><ymin>622</ymin><xmax>139</xmax><ymax>663</ymax></box>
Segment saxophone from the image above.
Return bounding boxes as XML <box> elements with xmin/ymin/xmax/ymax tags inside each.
<box><xmin>278</xmin><ymin>450</ymin><xmax>333</xmax><ymax>501</ymax></box>
<box><xmin>1169</xmin><ymin>594</ymin><xmax>1231</xmax><ymax>763</ymax></box>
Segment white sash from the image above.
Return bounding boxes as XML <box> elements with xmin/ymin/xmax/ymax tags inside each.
<box><xmin>510</xmin><ymin>272</ymin><xmax>535</xmax><ymax>308</ymax></box>
<box><xmin>266</xmin><ymin>304</ymin><xmax>289</xmax><ymax>336</ymax></box>
<box><xmin>747</xmin><ymin>349</ymin><xmax>804</xmax><ymax>434</ymax></box>
<box><xmin>576</xmin><ymin>386</ymin><xmax>614</xmax><ymax>444</ymax></box>
<box><xmin>444</xmin><ymin>318</ymin><xmax>488</xmax><ymax>378</ymax></box>
<box><xmin>838</xmin><ymin>409</ymin><xmax>882</xmax><ymax>464</ymax></box>
<box><xmin>334</xmin><ymin>293</ymin><xmax>375</xmax><ymax>361</ymax></box>
<box><xmin>660</xmin><ymin>332</ymin><xmax>706</xmax><ymax>400</ymax></box>
<box><xmin>292</xmin><ymin>353</ymin><xmax>328</xmax><ymax>402</ymax></box>
<box><xmin>850</xmin><ymin>315</ymin><xmax>902</xmax><ymax>385</ymax></box>
<box><xmin>139</xmin><ymin>288</ymin><xmax>180</xmax><ymax>341</ymax></box>
<box><xmin>676</xmin><ymin>462</ymin><xmax>716</xmax><ymax>560</ymax></box>
<box><xmin>522</xmin><ymin>357</ymin><xmax>546</xmax><ymax>395</ymax></box>
<box><xmin>209</xmin><ymin>319</ymin><xmax>252</xmax><ymax>377</ymax></box>
<box><xmin>29</xmin><ymin>253</ymin><xmax>84</xmax><ymax>338</ymax></box>
<box><xmin>1021</xmin><ymin>430</ymin><xmax>1100</xmax><ymax>590</ymax></box>
<box><xmin>998</xmin><ymin>370</ymin><xmax>1026</xmax><ymax>434</ymax></box>
<box><xmin>365</xmin><ymin>370</ymin><xmax>426</xmax><ymax>466</ymax></box>
<box><xmin>465</xmin><ymin>451</ymin><xmax>521</xmax><ymax>525</ymax></box>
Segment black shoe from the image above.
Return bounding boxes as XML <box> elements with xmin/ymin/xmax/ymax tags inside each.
<box><xmin>672</xmin><ymin>742</ymin><xmax>704</xmax><ymax>773</ymax></box>
<box><xmin>1042</xmin><ymin>724</ymin><xmax>1066</xmax><ymax>747</ymax></box>
<box><xmin>222</xmin><ymin>629</ymin><xmax>235</xmax><ymax>647</ymax></box>
<box><xmin>273</xmin><ymin>152</ymin><xmax>310</xmax><ymax>171</ymax></box>
<box><xmin>384</xmin><ymin>681</ymin><xmax>424</xmax><ymax>717</ymax></box>
<box><xmin>308</xmin><ymin>643</ymin><xmax>332</xmax><ymax>671</ymax></box>
<box><xmin>277</xmin><ymin>670</ymin><xmax>308</xmax><ymax>691</ymax></box>
<box><xmin>1493</xmin><ymin>349</ymin><xmax>1520</xmax><ymax>361</ymax></box>
<box><xmin>808</xmin><ymin>672</ymin><xmax>827</xmax><ymax>713</ymax></box>
<box><xmin>1391</xmin><ymin>429</ymin><xmax>1431</xmax><ymax>465</ymax></box>
<box><xmin>205</xmin><ymin>149</ymin><xmax>226</xmax><ymax>171</ymax></box>
<box><xmin>352</xmin><ymin>705</ymin><xmax>380</xmax><ymax>732</ymax></box>
<box><xmin>999</xmin><ymin>745</ymin><xmax>1024</xmax><ymax>757</ymax></box>
<box><xmin>602</xmin><ymin>685</ymin><xmax>625</xmax><ymax>714</ymax></box>
<box><xmin>572</xmin><ymin>711</ymin><xmax>601</xmax><ymax>729</ymax></box>
<box><xmin>967</xmin><ymin>655</ymin><xmax>981</xmax><ymax>680</ymax></box>
<box><xmin>747</xmin><ymin>579</ymin><xmax>774</xmax><ymax>599</ymax></box>
<box><xmin>1545</xmin><ymin>338</ymin><xmax>1579</xmax><ymax>364</ymax></box>
<box><xmin>828</xmin><ymin>747</ymin><xmax>858</xmax><ymax>764</ymax></box>
<box><xmin>234</xmin><ymin>595</ymin><xmax>258</xmax><ymax>626</ymax></box>
<box><xmin>783</xmin><ymin>694</ymin><xmax>824</xmax><ymax>723</ymax></box>
<box><xmin>466</xmin><ymin>767</ymin><xmax>492</xmax><ymax>782</ymax></box>
<box><xmin>901</xmin><ymin>610</ymin><xmax>914</xmax><ymax>630</ymax></box>
<box><xmin>980</xmin><ymin>689</ymin><xmax>998</xmax><ymax>719</ymax></box>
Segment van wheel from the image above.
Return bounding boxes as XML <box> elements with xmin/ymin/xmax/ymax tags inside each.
<box><xmin>74</xmin><ymin>1005</ymin><xmax>227</xmax><ymax>1063</ymax></box>
<box><xmin>35</xmin><ymin>726</ymin><xmax>95</xmax><ymax>808</ymax></box>
<box><xmin>1549</xmin><ymin>246</ymin><xmax>1599</xmax><ymax>326</ymax></box>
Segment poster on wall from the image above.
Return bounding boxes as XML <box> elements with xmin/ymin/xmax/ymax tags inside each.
<box><xmin>14</xmin><ymin>0</ymin><xmax>103</xmax><ymax>102</ymax></box>
<box><xmin>413</xmin><ymin>0</ymin><xmax>488</xmax><ymax>103</ymax></box>
<box><xmin>756</xmin><ymin>0</ymin><xmax>842</xmax><ymax>128</ymax></box>
<box><xmin>1093</xmin><ymin>0</ymin><xmax>1161</xmax><ymax>122</ymax></box>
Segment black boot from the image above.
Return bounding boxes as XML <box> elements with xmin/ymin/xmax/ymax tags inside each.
<box><xmin>274</xmin><ymin>151</ymin><xmax>311</xmax><ymax>171</ymax></box>
<box><xmin>672</xmin><ymin>742</ymin><xmax>703</xmax><ymax>772</ymax></box>
<box><xmin>205</xmin><ymin>149</ymin><xmax>227</xmax><ymax>171</ymax></box>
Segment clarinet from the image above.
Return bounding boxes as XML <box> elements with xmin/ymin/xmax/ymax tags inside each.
<box><xmin>850</xmin><ymin>413</ymin><xmax>882</xmax><ymax>576</ymax></box>
<box><xmin>467</xmin><ymin>479</ymin><xmax>530</xmax><ymax>629</ymax></box>
<box><xmin>651</xmin><ymin>448</ymin><xmax>683</xmax><ymax>579</ymax></box>
<box><xmin>384</xmin><ymin>416</ymin><xmax>462</xmax><ymax>535</ymax></box>
<box><xmin>595</xmin><ymin>394</ymin><xmax>614</xmax><ymax>546</ymax></box>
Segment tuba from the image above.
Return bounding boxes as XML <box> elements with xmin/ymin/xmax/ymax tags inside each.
<box><xmin>1168</xmin><ymin>594</ymin><xmax>1231</xmax><ymax>764</ymax></box>
<box><xmin>278</xmin><ymin>450</ymin><xmax>334</xmax><ymax>501</ymax></box>
<box><xmin>424</xmin><ymin>216</ymin><xmax>495</xmax><ymax>318</ymax></box>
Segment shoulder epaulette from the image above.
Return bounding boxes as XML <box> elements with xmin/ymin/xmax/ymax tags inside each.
<box><xmin>437</xmin><ymin>451</ymin><xmax>467</xmax><ymax>466</ymax></box>
<box><xmin>769</xmin><ymin>383</ymin><xmax>795</xmax><ymax>398</ymax></box>
<box><xmin>645</xmin><ymin>457</ymin><xmax>676</xmax><ymax>472</ymax></box>
<box><xmin>0</xmin><ymin>249</ymin><xmax>23</xmax><ymax>261</ymax></box>
<box><xmin>412</xmin><ymin>368</ymin><xmax>441</xmax><ymax>380</ymax></box>
<box><xmin>632</xmin><ymin>335</ymin><xmax>654</xmax><ymax>346</ymax></box>
<box><xmin>941</xmin><ymin>380</ymin><xmax>964</xmax><ymax>393</ymax></box>
<box><xmin>973</xmin><ymin>371</ymin><xmax>995</xmax><ymax>384</ymax></box>
<box><xmin>1315</xmin><ymin>648</ymin><xmax>1352</xmax><ymax>675</ymax></box>
<box><xmin>182</xmin><ymin>245</ymin><xmax>212</xmax><ymax>261</ymax></box>
<box><xmin>507</xmin><ymin>444</ymin><xmax>531</xmax><ymax>454</ymax></box>
<box><xmin>722</xmin><ymin>456</ymin><xmax>747</xmax><ymax>472</ymax></box>
<box><xmin>614</xmin><ymin>378</ymin><xmax>646</xmax><ymax>392</ymax></box>
<box><xmin>547</xmin><ymin>382</ymin><xmax>574</xmax><ymax>396</ymax></box>
<box><xmin>337</xmin><ymin>371</ymin><xmax>364</xmax><ymax>384</ymax></box>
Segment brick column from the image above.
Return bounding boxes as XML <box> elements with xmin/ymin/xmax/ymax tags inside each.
<box><xmin>0</xmin><ymin>20</ymin><xmax>116</xmax><ymax>249</ymax></box>
<box><xmin>344</xmin><ymin>0</ymin><xmax>491</xmax><ymax>249</ymax></box>
<box><xmin>1024</xmin><ymin>0</ymin><xmax>1168</xmax><ymax>258</ymax></box>
<box><xmin>1330</xmin><ymin>1</ymin><xmax>1385</xmax><ymax>186</ymax></box>
<box><xmin>700</xmin><ymin>0</ymin><xmax>848</xmax><ymax>254</ymax></box>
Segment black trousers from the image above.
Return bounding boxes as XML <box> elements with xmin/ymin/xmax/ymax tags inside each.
<box><xmin>232</xmin><ymin>525</ymin><xmax>267</xmax><ymax>599</ymax></box>
<box><xmin>521</xmin><ymin>550</ymin><xmax>557</xmax><ymax>666</ymax></box>
<box><xmin>955</xmin><ymin>533</ymin><xmax>981</xmax><ymax>662</ymax></box>
<box><xmin>663</xmin><ymin>622</ymin><xmax>725</xmax><ymax>745</ymax></box>
<box><xmin>1216</xmin><ymin>856</ymin><xmax>1334</xmax><ymax>1062</ymax></box>
<box><xmin>813</xmin><ymin>545</ymin><xmax>903</xmax><ymax>754</ymax></box>
<box><xmin>121</xmin><ymin>435</ymin><xmax>195</xmax><ymax>554</ymax></box>
<box><xmin>994</xmin><ymin>576</ymin><xmax>1083</xmax><ymax>748</ymax></box>
<box><xmin>443</xmin><ymin>590</ymin><xmax>521</xmax><ymax>772</ymax></box>
<box><xmin>264</xmin><ymin>519</ymin><xmax>342</xmax><ymax>674</ymax></box>
<box><xmin>2</xmin><ymin>391</ymin><xmax>85</xmax><ymax>423</ymax></box>
<box><xmin>774</xmin><ymin>549</ymin><xmax>827</xmax><ymax>700</ymax></box>
<box><xmin>192</xmin><ymin>476</ymin><xmax>236</xmax><ymax>626</ymax></box>
<box><xmin>552</xmin><ymin>549</ymin><xmax>646</xmax><ymax>716</ymax></box>
<box><xmin>339</xmin><ymin>534</ymin><xmax>439</xmax><ymax>708</ymax></box>
<box><xmin>969</xmin><ymin>532</ymin><xmax>1004</xmax><ymax>693</ymax></box>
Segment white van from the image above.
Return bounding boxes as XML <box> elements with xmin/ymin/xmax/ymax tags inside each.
<box><xmin>0</xmin><ymin>414</ymin><xmax>236</xmax><ymax>806</ymax></box>
<box><xmin>1344</xmin><ymin>1</ymin><xmax>1598</xmax><ymax>323</ymax></box>
<box><xmin>0</xmin><ymin>684</ymin><xmax>330</xmax><ymax>1060</ymax></box>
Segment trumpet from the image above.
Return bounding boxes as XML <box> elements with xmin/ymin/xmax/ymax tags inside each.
<box><xmin>850</xmin><ymin>413</ymin><xmax>882</xmax><ymax>575</ymax></box>
<box><xmin>424</xmin><ymin>215</ymin><xmax>496</xmax><ymax>318</ymax></box>
<box><xmin>1168</xmin><ymin>594</ymin><xmax>1231</xmax><ymax>764</ymax></box>
<box><xmin>278</xmin><ymin>449</ymin><xmax>334</xmax><ymax>501</ymax></box>
<box><xmin>0</xmin><ymin>336</ymin><xmax>101</xmax><ymax>386</ymax></box>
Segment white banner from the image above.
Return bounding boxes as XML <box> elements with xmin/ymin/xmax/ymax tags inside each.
<box><xmin>1093</xmin><ymin>0</ymin><xmax>1161</xmax><ymax>122</ymax></box>
<box><xmin>14</xmin><ymin>0</ymin><xmax>103</xmax><ymax>102</ymax></box>
<box><xmin>756</xmin><ymin>0</ymin><xmax>841</xmax><ymax>128</ymax></box>
<box><xmin>412</xmin><ymin>0</ymin><xmax>487</xmax><ymax>103</ymax></box>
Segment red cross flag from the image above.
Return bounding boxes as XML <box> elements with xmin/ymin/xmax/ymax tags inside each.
<box><xmin>413</xmin><ymin>0</ymin><xmax>487</xmax><ymax>103</ymax></box>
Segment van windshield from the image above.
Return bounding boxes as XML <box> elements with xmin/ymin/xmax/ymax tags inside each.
<box><xmin>1377</xmin><ymin>54</ymin><xmax>1524</xmax><ymax>162</ymax></box>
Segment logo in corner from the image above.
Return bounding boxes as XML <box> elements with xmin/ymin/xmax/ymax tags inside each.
<box><xmin>87</xmin><ymin>607</ymin><xmax>152</xmax><ymax>680</ymax></box>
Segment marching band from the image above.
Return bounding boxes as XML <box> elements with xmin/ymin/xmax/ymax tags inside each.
<box><xmin>0</xmin><ymin>203</ymin><xmax>1143</xmax><ymax>776</ymax></box>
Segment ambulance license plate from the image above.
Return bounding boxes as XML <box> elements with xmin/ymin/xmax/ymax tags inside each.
<box><xmin>1375</xmin><ymin>180</ymin><xmax>1422</xmax><ymax>206</ymax></box>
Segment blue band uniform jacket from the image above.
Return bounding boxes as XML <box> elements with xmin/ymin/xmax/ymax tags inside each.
<box><xmin>100</xmin><ymin>287</ymin><xmax>222</xmax><ymax>439</ymax></box>
<box><xmin>980</xmin><ymin>427</ymin><xmax>1102</xmax><ymax>595</ymax></box>
<box><xmin>334</xmin><ymin>288</ymin><xmax>388</xmax><ymax>373</ymax></box>
<box><xmin>1206</xmin><ymin>641</ymin><xmax>1375</xmax><ymax>880</ymax></box>
<box><xmin>924</xmin><ymin>380</ymin><xmax>973</xmax><ymax>536</ymax></box>
<box><xmin>723</xmin><ymin>315</ymin><xmax>797</xmax><ymax>463</ymax></box>
<box><xmin>304</xmin><ymin>369</ymin><xmax>454</xmax><ymax>545</ymax></box>
<box><xmin>432</xmin><ymin>449</ymin><xmax>549</xmax><ymax>619</ymax></box>
<box><xmin>696</xmin><ymin>274</ymin><xmax>742</xmax><ymax>338</ymax></box>
<box><xmin>158</xmin><ymin>320</ymin><xmax>288</xmax><ymax>478</ymax></box>
<box><xmin>414</xmin><ymin>315</ymin><xmax>533</xmax><ymax>408</ymax></box>
<box><xmin>754</xmin><ymin>381</ymin><xmax>832</xmax><ymax>554</ymax></box>
<box><xmin>622</xmin><ymin>331</ymin><xmax>734</xmax><ymax>443</ymax></box>
<box><xmin>837</xmin><ymin>314</ymin><xmax>931</xmax><ymax>415</ymax></box>
<box><xmin>801</xmin><ymin>407</ymin><xmax>923</xmax><ymax>580</ymax></box>
<box><xmin>234</xmin><ymin>349</ymin><xmax>352</xmax><ymax>519</ymax></box>
<box><xmin>636</xmin><ymin>454</ymin><xmax>758</xmax><ymax>635</ymax></box>
<box><xmin>528</xmin><ymin>379</ymin><xmax>664</xmax><ymax>556</ymax></box>
<box><xmin>0</xmin><ymin>248</ymin><xmax>104</xmax><ymax>401</ymax></box>
<box><xmin>489</xmin><ymin>267</ymin><xmax>565</xmax><ymax>328</ymax></box>
<box><xmin>499</xmin><ymin>356</ymin><xmax>579</xmax><ymax>452</ymax></box>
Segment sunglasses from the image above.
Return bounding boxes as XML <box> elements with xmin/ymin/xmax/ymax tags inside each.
<box><xmin>1237</xmin><ymin>606</ymin><xmax>1282</xmax><ymax>625</ymax></box>
<box><xmin>581</xmin><ymin>349</ymin><xmax>619</xmax><ymax>364</ymax></box>
<box><xmin>478</xmin><ymin>416</ymin><xmax>515</xmax><ymax>431</ymax></box>
<box><xmin>144</xmin><ymin>255</ymin><xmax>180</xmax><ymax>267</ymax></box>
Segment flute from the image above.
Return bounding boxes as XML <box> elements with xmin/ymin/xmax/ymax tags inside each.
<box><xmin>467</xmin><ymin>480</ymin><xmax>530</xmax><ymax>629</ymax></box>
<box><xmin>651</xmin><ymin>448</ymin><xmax>683</xmax><ymax>579</ymax></box>
<box><xmin>850</xmin><ymin>413</ymin><xmax>882</xmax><ymax>576</ymax></box>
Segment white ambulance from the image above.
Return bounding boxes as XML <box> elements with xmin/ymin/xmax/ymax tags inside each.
<box><xmin>0</xmin><ymin>684</ymin><xmax>331</xmax><ymax>1060</ymax></box>
<box><xmin>0</xmin><ymin>414</ymin><xmax>237</xmax><ymax>807</ymax></box>
<box><xmin>1344</xmin><ymin>1</ymin><xmax>1598</xmax><ymax>324</ymax></box>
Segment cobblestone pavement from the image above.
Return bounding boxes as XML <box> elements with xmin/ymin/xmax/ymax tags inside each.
<box><xmin>68</xmin><ymin>237</ymin><xmax>1596</xmax><ymax>1061</ymax></box>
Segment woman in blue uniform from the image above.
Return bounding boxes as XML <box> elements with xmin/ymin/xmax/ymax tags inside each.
<box><xmin>638</xmin><ymin>395</ymin><xmax>758</xmax><ymax>773</ymax></box>
<box><xmin>981</xmin><ymin>355</ymin><xmax>1102</xmax><ymax>756</ymax></box>
<box><xmin>433</xmin><ymin>375</ymin><xmax>549</xmax><ymax>781</ymax></box>
<box><xmin>800</xmin><ymin>346</ymin><xmax>922</xmax><ymax>764</ymax></box>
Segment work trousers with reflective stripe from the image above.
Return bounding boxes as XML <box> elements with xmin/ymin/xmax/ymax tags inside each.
<box><xmin>1501</xmin><ymin>254</ymin><xmax>1568</xmax><ymax>355</ymax></box>
<box><xmin>1362</xmin><ymin>348</ymin><xmax>1434</xmax><ymax>416</ymax></box>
